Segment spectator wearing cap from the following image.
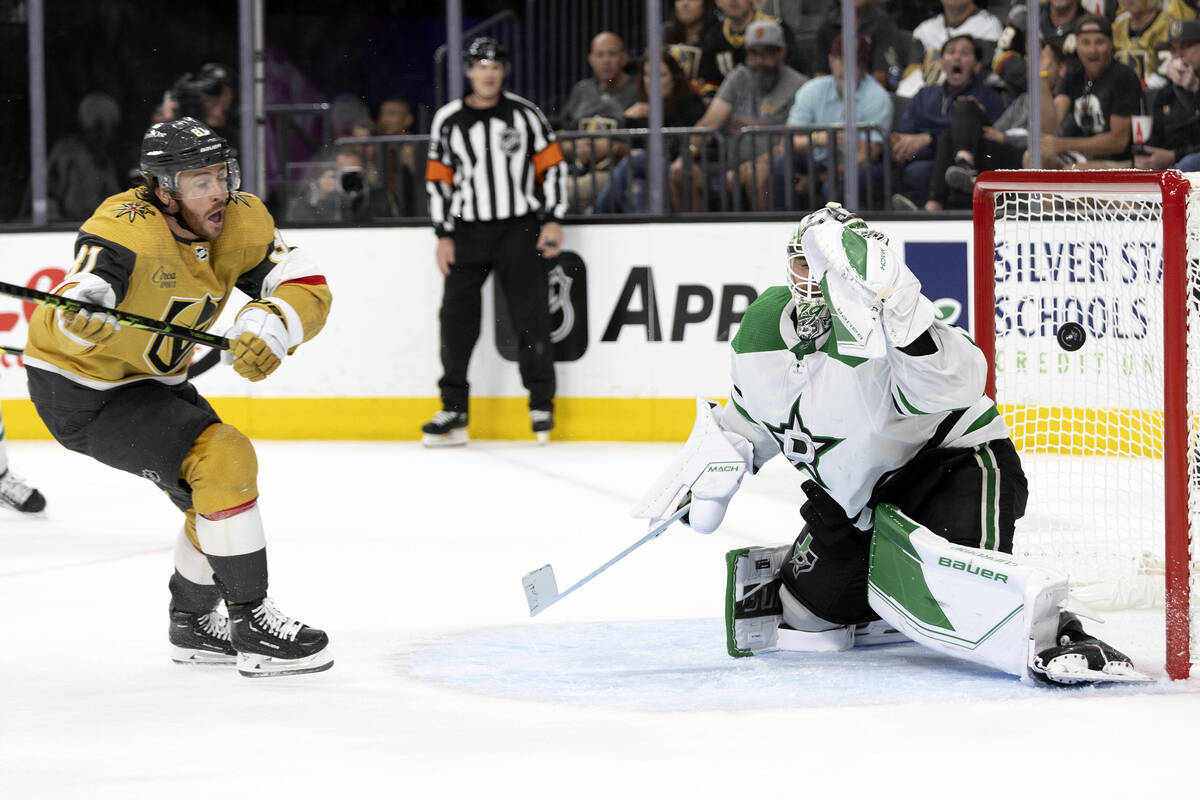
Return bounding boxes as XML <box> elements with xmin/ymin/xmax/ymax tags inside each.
<box><xmin>695</xmin><ymin>0</ymin><xmax>795</xmax><ymax>100</ymax></box>
<box><xmin>1038</xmin><ymin>14</ymin><xmax>1143</xmax><ymax>169</ymax></box>
<box><xmin>670</xmin><ymin>18</ymin><xmax>807</xmax><ymax>211</ymax></box>
<box><xmin>1136</xmin><ymin>19</ymin><xmax>1200</xmax><ymax>172</ymax></box>
<box><xmin>771</xmin><ymin>33</ymin><xmax>892</xmax><ymax>210</ymax></box>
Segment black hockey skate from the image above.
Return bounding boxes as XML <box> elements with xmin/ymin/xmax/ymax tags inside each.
<box><xmin>530</xmin><ymin>409</ymin><xmax>553</xmax><ymax>444</ymax></box>
<box><xmin>169</xmin><ymin>606</ymin><xmax>236</xmax><ymax>665</ymax></box>
<box><xmin>1030</xmin><ymin>617</ymin><xmax>1150</xmax><ymax>685</ymax></box>
<box><xmin>228</xmin><ymin>597</ymin><xmax>333</xmax><ymax>678</ymax></box>
<box><xmin>421</xmin><ymin>410</ymin><xmax>468</xmax><ymax>448</ymax></box>
<box><xmin>0</xmin><ymin>469</ymin><xmax>46</xmax><ymax>513</ymax></box>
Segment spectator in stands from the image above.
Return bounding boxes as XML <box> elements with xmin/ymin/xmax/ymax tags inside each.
<box><xmin>771</xmin><ymin>34</ymin><xmax>893</xmax><ymax>210</ymax></box>
<box><xmin>672</xmin><ymin>19</ymin><xmax>807</xmax><ymax>211</ymax></box>
<box><xmin>42</xmin><ymin>92</ymin><xmax>123</xmax><ymax>222</ymax></box>
<box><xmin>170</xmin><ymin>64</ymin><xmax>238</xmax><ymax>143</ymax></box>
<box><xmin>934</xmin><ymin>43</ymin><xmax>1070</xmax><ymax>208</ymax></box>
<box><xmin>594</xmin><ymin>52</ymin><xmax>707</xmax><ymax>213</ymax></box>
<box><xmin>891</xmin><ymin>34</ymin><xmax>1004</xmax><ymax>210</ymax></box>
<box><xmin>560</xmin><ymin>32</ymin><xmax>637</xmax><ymax>213</ymax></box>
<box><xmin>814</xmin><ymin>0</ymin><xmax>903</xmax><ymax>90</ymax></box>
<box><xmin>897</xmin><ymin>0</ymin><xmax>1003</xmax><ymax>98</ymax></box>
<box><xmin>1114</xmin><ymin>0</ymin><xmax>1174</xmax><ymax>90</ymax></box>
<box><xmin>374</xmin><ymin>98</ymin><xmax>419</xmax><ymax>217</ymax></box>
<box><xmin>286</xmin><ymin>145</ymin><xmax>384</xmax><ymax>222</ymax></box>
<box><xmin>1038</xmin><ymin>15</ymin><xmax>1142</xmax><ymax>168</ymax></box>
<box><xmin>696</xmin><ymin>0</ymin><xmax>793</xmax><ymax>99</ymax></box>
<box><xmin>991</xmin><ymin>0</ymin><xmax>1086</xmax><ymax>82</ymax></box>
<box><xmin>666</xmin><ymin>0</ymin><xmax>721</xmax><ymax>94</ymax></box>
<box><xmin>1135</xmin><ymin>19</ymin><xmax>1200</xmax><ymax>172</ymax></box>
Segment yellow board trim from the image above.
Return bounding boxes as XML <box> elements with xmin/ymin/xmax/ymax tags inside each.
<box><xmin>1</xmin><ymin>397</ymin><xmax>702</xmax><ymax>442</ymax></box>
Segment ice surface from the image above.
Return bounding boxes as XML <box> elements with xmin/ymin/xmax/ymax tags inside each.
<box><xmin>1</xmin><ymin>439</ymin><xmax>1197</xmax><ymax>798</ymax></box>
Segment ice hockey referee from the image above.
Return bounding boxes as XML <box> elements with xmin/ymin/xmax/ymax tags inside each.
<box><xmin>423</xmin><ymin>36</ymin><xmax>568</xmax><ymax>447</ymax></box>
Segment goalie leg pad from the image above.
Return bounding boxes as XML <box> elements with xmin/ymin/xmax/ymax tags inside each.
<box><xmin>868</xmin><ymin>504</ymin><xmax>1067</xmax><ymax>680</ymax></box>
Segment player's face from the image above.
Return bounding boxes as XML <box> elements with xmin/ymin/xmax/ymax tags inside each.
<box><xmin>1076</xmin><ymin>32</ymin><xmax>1113</xmax><ymax>77</ymax></box>
<box><xmin>467</xmin><ymin>60</ymin><xmax>506</xmax><ymax>100</ymax></box>
<box><xmin>788</xmin><ymin>255</ymin><xmax>817</xmax><ymax>299</ymax></box>
<box><xmin>175</xmin><ymin>164</ymin><xmax>229</xmax><ymax>240</ymax></box>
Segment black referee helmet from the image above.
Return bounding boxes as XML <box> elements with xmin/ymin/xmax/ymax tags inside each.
<box><xmin>463</xmin><ymin>36</ymin><xmax>509</xmax><ymax>69</ymax></box>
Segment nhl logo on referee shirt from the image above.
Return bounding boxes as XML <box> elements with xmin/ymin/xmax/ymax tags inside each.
<box><xmin>499</xmin><ymin>126</ymin><xmax>521</xmax><ymax>156</ymax></box>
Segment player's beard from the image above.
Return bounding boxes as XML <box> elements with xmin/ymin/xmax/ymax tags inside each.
<box><xmin>182</xmin><ymin>199</ymin><xmax>227</xmax><ymax>240</ymax></box>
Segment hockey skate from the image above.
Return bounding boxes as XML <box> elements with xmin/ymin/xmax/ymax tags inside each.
<box><xmin>421</xmin><ymin>410</ymin><xmax>468</xmax><ymax>447</ymax></box>
<box><xmin>169</xmin><ymin>605</ymin><xmax>236</xmax><ymax>665</ymax></box>
<box><xmin>530</xmin><ymin>409</ymin><xmax>553</xmax><ymax>444</ymax></box>
<box><xmin>1030</xmin><ymin>617</ymin><xmax>1151</xmax><ymax>685</ymax></box>
<box><xmin>0</xmin><ymin>469</ymin><xmax>46</xmax><ymax>513</ymax></box>
<box><xmin>227</xmin><ymin>597</ymin><xmax>333</xmax><ymax>678</ymax></box>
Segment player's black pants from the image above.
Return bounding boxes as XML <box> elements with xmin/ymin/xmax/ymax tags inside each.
<box><xmin>438</xmin><ymin>216</ymin><xmax>555</xmax><ymax>413</ymax></box>
<box><xmin>780</xmin><ymin>437</ymin><xmax>1028</xmax><ymax>626</ymax></box>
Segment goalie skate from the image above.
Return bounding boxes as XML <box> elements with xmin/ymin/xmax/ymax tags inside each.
<box><xmin>1030</xmin><ymin>622</ymin><xmax>1152</xmax><ymax>685</ymax></box>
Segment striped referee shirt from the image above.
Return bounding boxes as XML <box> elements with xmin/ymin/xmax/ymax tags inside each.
<box><xmin>425</xmin><ymin>91</ymin><xmax>568</xmax><ymax>236</ymax></box>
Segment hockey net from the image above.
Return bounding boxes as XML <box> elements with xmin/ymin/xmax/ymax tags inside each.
<box><xmin>972</xmin><ymin>170</ymin><xmax>1199</xmax><ymax>680</ymax></box>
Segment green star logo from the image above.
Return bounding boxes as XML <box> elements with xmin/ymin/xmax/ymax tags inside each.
<box><xmin>764</xmin><ymin>396</ymin><xmax>842</xmax><ymax>486</ymax></box>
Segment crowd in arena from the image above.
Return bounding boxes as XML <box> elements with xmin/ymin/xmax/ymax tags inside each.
<box><xmin>14</xmin><ymin>0</ymin><xmax>1200</xmax><ymax>224</ymax></box>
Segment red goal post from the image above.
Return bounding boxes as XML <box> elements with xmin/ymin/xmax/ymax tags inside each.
<box><xmin>972</xmin><ymin>169</ymin><xmax>1194</xmax><ymax>680</ymax></box>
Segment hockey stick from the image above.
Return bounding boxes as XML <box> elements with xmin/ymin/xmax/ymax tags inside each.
<box><xmin>521</xmin><ymin>504</ymin><xmax>691</xmax><ymax>617</ymax></box>
<box><xmin>1</xmin><ymin>344</ymin><xmax>23</xmax><ymax>357</ymax></box>
<box><xmin>0</xmin><ymin>280</ymin><xmax>231</xmax><ymax>350</ymax></box>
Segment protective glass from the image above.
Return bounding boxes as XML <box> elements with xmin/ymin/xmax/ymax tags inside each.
<box><xmin>174</xmin><ymin>160</ymin><xmax>241</xmax><ymax>199</ymax></box>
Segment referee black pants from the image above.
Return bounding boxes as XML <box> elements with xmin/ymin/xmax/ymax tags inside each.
<box><xmin>438</xmin><ymin>216</ymin><xmax>555</xmax><ymax>413</ymax></box>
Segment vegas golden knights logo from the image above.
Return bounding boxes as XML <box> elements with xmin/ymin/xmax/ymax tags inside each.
<box><xmin>146</xmin><ymin>296</ymin><xmax>219</xmax><ymax>373</ymax></box>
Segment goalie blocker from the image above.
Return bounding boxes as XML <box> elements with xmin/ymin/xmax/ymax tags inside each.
<box><xmin>726</xmin><ymin>506</ymin><xmax>1150</xmax><ymax>685</ymax></box>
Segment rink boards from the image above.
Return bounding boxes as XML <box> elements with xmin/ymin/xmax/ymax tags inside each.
<box><xmin>0</xmin><ymin>217</ymin><xmax>1061</xmax><ymax>440</ymax></box>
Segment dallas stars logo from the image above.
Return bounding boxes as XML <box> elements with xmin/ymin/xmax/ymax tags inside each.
<box><xmin>763</xmin><ymin>396</ymin><xmax>842</xmax><ymax>485</ymax></box>
<box><xmin>227</xmin><ymin>191</ymin><xmax>251</xmax><ymax>207</ymax></box>
<box><xmin>114</xmin><ymin>201</ymin><xmax>155</xmax><ymax>222</ymax></box>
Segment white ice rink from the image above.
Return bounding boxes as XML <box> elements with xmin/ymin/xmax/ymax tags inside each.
<box><xmin>1</xmin><ymin>438</ymin><xmax>1198</xmax><ymax>798</ymax></box>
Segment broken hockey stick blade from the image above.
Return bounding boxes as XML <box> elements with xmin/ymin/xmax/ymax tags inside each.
<box><xmin>522</xmin><ymin>504</ymin><xmax>691</xmax><ymax>617</ymax></box>
<box><xmin>0</xmin><ymin>280</ymin><xmax>231</xmax><ymax>351</ymax></box>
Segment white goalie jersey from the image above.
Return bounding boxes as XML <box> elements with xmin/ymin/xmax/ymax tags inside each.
<box><xmin>718</xmin><ymin>283</ymin><xmax>1009</xmax><ymax>527</ymax></box>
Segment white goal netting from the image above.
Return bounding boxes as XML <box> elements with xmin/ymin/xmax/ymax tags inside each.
<box><xmin>985</xmin><ymin>172</ymin><xmax>1200</xmax><ymax>674</ymax></box>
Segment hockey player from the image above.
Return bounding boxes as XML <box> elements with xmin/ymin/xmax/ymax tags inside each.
<box><xmin>22</xmin><ymin>117</ymin><xmax>333</xmax><ymax>677</ymax></box>
<box><xmin>635</xmin><ymin>204</ymin><xmax>1148</xmax><ymax>685</ymax></box>
<box><xmin>0</xmin><ymin>408</ymin><xmax>46</xmax><ymax>513</ymax></box>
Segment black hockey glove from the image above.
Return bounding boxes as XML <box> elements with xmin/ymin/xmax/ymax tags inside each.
<box><xmin>799</xmin><ymin>480</ymin><xmax>866</xmax><ymax>557</ymax></box>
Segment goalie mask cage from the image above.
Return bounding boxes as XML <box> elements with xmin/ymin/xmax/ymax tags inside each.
<box><xmin>973</xmin><ymin>169</ymin><xmax>1198</xmax><ymax>680</ymax></box>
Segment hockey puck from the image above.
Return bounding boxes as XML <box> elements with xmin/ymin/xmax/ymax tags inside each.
<box><xmin>1056</xmin><ymin>322</ymin><xmax>1086</xmax><ymax>352</ymax></box>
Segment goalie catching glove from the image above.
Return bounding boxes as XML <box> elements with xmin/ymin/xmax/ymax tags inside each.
<box><xmin>799</xmin><ymin>202</ymin><xmax>935</xmax><ymax>349</ymax></box>
<box><xmin>631</xmin><ymin>398</ymin><xmax>752</xmax><ymax>534</ymax></box>
<box><xmin>223</xmin><ymin>299</ymin><xmax>303</xmax><ymax>382</ymax></box>
<box><xmin>55</xmin><ymin>273</ymin><xmax>120</xmax><ymax>347</ymax></box>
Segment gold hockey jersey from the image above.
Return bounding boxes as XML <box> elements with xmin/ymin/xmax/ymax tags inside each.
<box><xmin>25</xmin><ymin>189</ymin><xmax>331</xmax><ymax>389</ymax></box>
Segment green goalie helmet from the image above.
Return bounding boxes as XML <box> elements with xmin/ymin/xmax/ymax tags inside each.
<box><xmin>786</xmin><ymin>224</ymin><xmax>831</xmax><ymax>341</ymax></box>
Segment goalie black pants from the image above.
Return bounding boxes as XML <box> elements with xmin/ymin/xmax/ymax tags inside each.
<box><xmin>780</xmin><ymin>437</ymin><xmax>1028</xmax><ymax>626</ymax></box>
<box><xmin>437</xmin><ymin>215</ymin><xmax>556</xmax><ymax>413</ymax></box>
